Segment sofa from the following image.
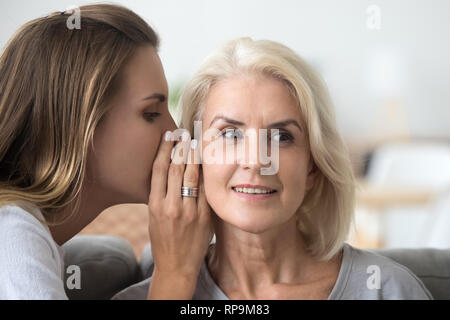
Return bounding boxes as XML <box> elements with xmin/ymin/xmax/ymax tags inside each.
<box><xmin>63</xmin><ymin>235</ymin><xmax>450</xmax><ymax>300</ymax></box>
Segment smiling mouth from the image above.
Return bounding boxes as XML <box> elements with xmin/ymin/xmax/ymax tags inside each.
<box><xmin>231</xmin><ymin>186</ymin><xmax>277</xmax><ymax>194</ymax></box>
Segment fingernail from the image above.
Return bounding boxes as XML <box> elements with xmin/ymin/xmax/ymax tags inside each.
<box><xmin>182</xmin><ymin>131</ymin><xmax>190</xmax><ymax>141</ymax></box>
<box><xmin>164</xmin><ymin>131</ymin><xmax>172</xmax><ymax>141</ymax></box>
<box><xmin>190</xmin><ymin>139</ymin><xmax>198</xmax><ymax>150</ymax></box>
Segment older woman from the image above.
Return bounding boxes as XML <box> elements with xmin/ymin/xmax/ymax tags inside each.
<box><xmin>114</xmin><ymin>38</ymin><xmax>432</xmax><ymax>300</ymax></box>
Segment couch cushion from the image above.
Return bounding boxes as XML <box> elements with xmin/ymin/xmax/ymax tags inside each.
<box><xmin>63</xmin><ymin>235</ymin><xmax>139</xmax><ymax>300</ymax></box>
<box><xmin>371</xmin><ymin>247</ymin><xmax>450</xmax><ymax>300</ymax></box>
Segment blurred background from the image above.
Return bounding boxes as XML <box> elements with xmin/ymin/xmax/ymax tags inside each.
<box><xmin>1</xmin><ymin>0</ymin><xmax>449</xmax><ymax>258</ymax></box>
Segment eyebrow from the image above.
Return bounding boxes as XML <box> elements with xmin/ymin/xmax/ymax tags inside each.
<box><xmin>209</xmin><ymin>115</ymin><xmax>302</xmax><ymax>131</ymax></box>
<box><xmin>142</xmin><ymin>93</ymin><xmax>166</xmax><ymax>102</ymax></box>
<box><xmin>268</xmin><ymin>119</ymin><xmax>303</xmax><ymax>132</ymax></box>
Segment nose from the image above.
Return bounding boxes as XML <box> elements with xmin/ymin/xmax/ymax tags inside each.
<box><xmin>236</xmin><ymin>131</ymin><xmax>269</xmax><ymax>172</ymax></box>
<box><xmin>164</xmin><ymin>112</ymin><xmax>178</xmax><ymax>132</ymax></box>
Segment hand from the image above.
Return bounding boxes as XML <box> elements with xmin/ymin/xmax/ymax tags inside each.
<box><xmin>146</xmin><ymin>131</ymin><xmax>213</xmax><ymax>299</ymax></box>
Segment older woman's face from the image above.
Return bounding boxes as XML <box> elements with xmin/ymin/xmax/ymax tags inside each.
<box><xmin>201</xmin><ymin>75</ymin><xmax>316</xmax><ymax>233</ymax></box>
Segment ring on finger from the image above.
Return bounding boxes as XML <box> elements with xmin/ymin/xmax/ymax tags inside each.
<box><xmin>181</xmin><ymin>186</ymin><xmax>199</xmax><ymax>198</ymax></box>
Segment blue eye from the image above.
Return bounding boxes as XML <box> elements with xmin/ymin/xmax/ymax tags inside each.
<box><xmin>272</xmin><ymin>131</ymin><xmax>293</xmax><ymax>142</ymax></box>
<box><xmin>221</xmin><ymin>128</ymin><xmax>243</xmax><ymax>140</ymax></box>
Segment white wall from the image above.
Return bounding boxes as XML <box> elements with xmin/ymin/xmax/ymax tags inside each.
<box><xmin>1</xmin><ymin>0</ymin><xmax>449</xmax><ymax>138</ymax></box>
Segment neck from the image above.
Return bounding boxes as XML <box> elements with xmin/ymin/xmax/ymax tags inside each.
<box><xmin>48</xmin><ymin>182</ymin><xmax>111</xmax><ymax>246</ymax></box>
<box><xmin>207</xmin><ymin>216</ymin><xmax>316</xmax><ymax>298</ymax></box>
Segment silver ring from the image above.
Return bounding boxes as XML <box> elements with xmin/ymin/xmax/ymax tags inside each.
<box><xmin>181</xmin><ymin>186</ymin><xmax>199</xmax><ymax>198</ymax></box>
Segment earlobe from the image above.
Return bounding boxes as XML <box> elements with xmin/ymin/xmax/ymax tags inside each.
<box><xmin>306</xmin><ymin>175</ymin><xmax>315</xmax><ymax>190</ymax></box>
<box><xmin>306</xmin><ymin>162</ymin><xmax>317</xmax><ymax>190</ymax></box>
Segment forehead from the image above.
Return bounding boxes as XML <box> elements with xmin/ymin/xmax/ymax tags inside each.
<box><xmin>119</xmin><ymin>46</ymin><xmax>168</xmax><ymax>98</ymax></box>
<box><xmin>202</xmin><ymin>74</ymin><xmax>303</xmax><ymax>125</ymax></box>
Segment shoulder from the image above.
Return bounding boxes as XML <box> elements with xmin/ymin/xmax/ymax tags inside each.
<box><xmin>0</xmin><ymin>203</ymin><xmax>45</xmax><ymax>225</ymax></box>
<box><xmin>0</xmin><ymin>204</ymin><xmax>55</xmax><ymax>251</ymax></box>
<box><xmin>340</xmin><ymin>243</ymin><xmax>432</xmax><ymax>299</ymax></box>
<box><xmin>0</xmin><ymin>204</ymin><xmax>67</xmax><ymax>299</ymax></box>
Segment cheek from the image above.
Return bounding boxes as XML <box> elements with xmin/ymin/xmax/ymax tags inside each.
<box><xmin>202</xmin><ymin>163</ymin><xmax>233</xmax><ymax>207</ymax></box>
<box><xmin>91</xmin><ymin>116</ymin><xmax>160</xmax><ymax>188</ymax></box>
<box><xmin>278</xmin><ymin>151</ymin><xmax>310</xmax><ymax>200</ymax></box>
<box><xmin>203</xmin><ymin>164</ymin><xmax>225</xmax><ymax>191</ymax></box>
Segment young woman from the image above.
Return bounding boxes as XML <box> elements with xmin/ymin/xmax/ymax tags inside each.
<box><xmin>0</xmin><ymin>4</ymin><xmax>212</xmax><ymax>299</ymax></box>
<box><xmin>113</xmin><ymin>38</ymin><xmax>433</xmax><ymax>300</ymax></box>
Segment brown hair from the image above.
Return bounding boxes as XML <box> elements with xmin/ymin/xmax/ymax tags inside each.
<box><xmin>0</xmin><ymin>4</ymin><xmax>159</xmax><ymax>224</ymax></box>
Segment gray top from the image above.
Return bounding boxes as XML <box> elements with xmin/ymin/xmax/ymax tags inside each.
<box><xmin>112</xmin><ymin>242</ymin><xmax>433</xmax><ymax>300</ymax></box>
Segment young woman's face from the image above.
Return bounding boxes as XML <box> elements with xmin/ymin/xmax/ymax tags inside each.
<box><xmin>88</xmin><ymin>45</ymin><xmax>176</xmax><ymax>205</ymax></box>
<box><xmin>201</xmin><ymin>75</ymin><xmax>316</xmax><ymax>233</ymax></box>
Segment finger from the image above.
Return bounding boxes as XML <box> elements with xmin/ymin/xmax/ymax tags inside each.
<box><xmin>197</xmin><ymin>168</ymin><xmax>209</xmax><ymax>216</ymax></box>
<box><xmin>197</xmin><ymin>168</ymin><xmax>213</xmax><ymax>242</ymax></box>
<box><xmin>182</xmin><ymin>140</ymin><xmax>200</xmax><ymax>209</ymax></box>
<box><xmin>166</xmin><ymin>135</ymin><xmax>190</xmax><ymax>201</ymax></box>
<box><xmin>149</xmin><ymin>131</ymin><xmax>174</xmax><ymax>202</ymax></box>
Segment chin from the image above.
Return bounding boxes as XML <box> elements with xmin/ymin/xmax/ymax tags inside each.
<box><xmin>135</xmin><ymin>190</ymin><xmax>149</xmax><ymax>204</ymax></box>
<box><xmin>132</xmin><ymin>181</ymin><xmax>151</xmax><ymax>204</ymax></box>
<box><xmin>116</xmin><ymin>188</ymin><xmax>147</xmax><ymax>205</ymax></box>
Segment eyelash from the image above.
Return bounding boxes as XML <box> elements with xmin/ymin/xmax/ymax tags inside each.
<box><xmin>219</xmin><ymin>127</ymin><xmax>294</xmax><ymax>143</ymax></box>
<box><xmin>144</xmin><ymin>112</ymin><xmax>161</xmax><ymax>123</ymax></box>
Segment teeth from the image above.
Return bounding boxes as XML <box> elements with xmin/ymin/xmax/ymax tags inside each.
<box><xmin>233</xmin><ymin>187</ymin><xmax>274</xmax><ymax>194</ymax></box>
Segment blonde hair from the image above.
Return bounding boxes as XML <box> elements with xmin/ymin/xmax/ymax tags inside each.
<box><xmin>0</xmin><ymin>4</ymin><xmax>159</xmax><ymax>225</ymax></box>
<box><xmin>180</xmin><ymin>38</ymin><xmax>356</xmax><ymax>261</ymax></box>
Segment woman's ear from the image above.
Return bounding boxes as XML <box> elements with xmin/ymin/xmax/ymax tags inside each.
<box><xmin>305</xmin><ymin>161</ymin><xmax>317</xmax><ymax>191</ymax></box>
